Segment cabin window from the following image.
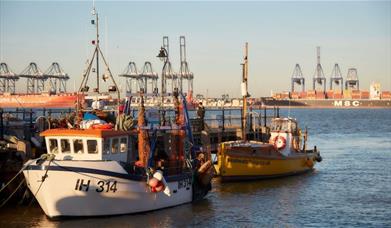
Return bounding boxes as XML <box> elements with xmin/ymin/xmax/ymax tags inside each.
<box><xmin>49</xmin><ymin>139</ymin><xmax>58</xmax><ymax>154</ymax></box>
<box><xmin>120</xmin><ymin>137</ymin><xmax>127</xmax><ymax>153</ymax></box>
<box><xmin>60</xmin><ymin>139</ymin><xmax>71</xmax><ymax>154</ymax></box>
<box><xmin>73</xmin><ymin>139</ymin><xmax>84</xmax><ymax>154</ymax></box>
<box><xmin>112</xmin><ymin>138</ymin><xmax>119</xmax><ymax>154</ymax></box>
<box><xmin>87</xmin><ymin>140</ymin><xmax>98</xmax><ymax>154</ymax></box>
<box><xmin>103</xmin><ymin>140</ymin><xmax>110</xmax><ymax>154</ymax></box>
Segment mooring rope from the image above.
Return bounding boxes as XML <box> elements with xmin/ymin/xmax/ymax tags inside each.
<box><xmin>0</xmin><ymin>154</ymin><xmax>55</xmax><ymax>208</ymax></box>
<box><xmin>0</xmin><ymin>158</ymin><xmax>38</xmax><ymax>194</ymax></box>
<box><xmin>0</xmin><ymin>179</ymin><xmax>26</xmax><ymax>208</ymax></box>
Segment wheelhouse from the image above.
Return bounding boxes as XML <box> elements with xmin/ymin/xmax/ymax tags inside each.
<box><xmin>270</xmin><ymin>118</ymin><xmax>299</xmax><ymax>135</ymax></box>
<box><xmin>40</xmin><ymin>129</ymin><xmax>130</xmax><ymax>161</ymax></box>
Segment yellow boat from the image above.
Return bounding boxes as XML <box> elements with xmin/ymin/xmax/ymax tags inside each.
<box><xmin>215</xmin><ymin>117</ymin><xmax>322</xmax><ymax>181</ymax></box>
<box><xmin>215</xmin><ymin>43</ymin><xmax>322</xmax><ymax>181</ymax></box>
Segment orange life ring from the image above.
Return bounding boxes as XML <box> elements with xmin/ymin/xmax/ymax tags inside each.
<box><xmin>91</xmin><ymin>123</ymin><xmax>113</xmax><ymax>130</ymax></box>
<box><xmin>273</xmin><ymin>135</ymin><xmax>286</xmax><ymax>150</ymax></box>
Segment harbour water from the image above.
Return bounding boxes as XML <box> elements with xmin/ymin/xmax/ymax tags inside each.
<box><xmin>0</xmin><ymin>109</ymin><xmax>390</xmax><ymax>227</ymax></box>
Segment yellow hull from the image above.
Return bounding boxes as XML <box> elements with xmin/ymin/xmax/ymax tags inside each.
<box><xmin>215</xmin><ymin>142</ymin><xmax>319</xmax><ymax>181</ymax></box>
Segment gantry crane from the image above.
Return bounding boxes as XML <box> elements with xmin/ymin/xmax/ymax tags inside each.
<box><xmin>0</xmin><ymin>62</ymin><xmax>19</xmax><ymax>94</ymax></box>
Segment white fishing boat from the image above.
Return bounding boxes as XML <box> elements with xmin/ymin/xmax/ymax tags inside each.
<box><xmin>22</xmin><ymin>6</ymin><xmax>213</xmax><ymax>218</ymax></box>
<box><xmin>23</xmin><ymin>113</ymin><xmax>211</xmax><ymax>218</ymax></box>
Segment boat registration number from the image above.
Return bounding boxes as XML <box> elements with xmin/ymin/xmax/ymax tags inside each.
<box><xmin>75</xmin><ymin>179</ymin><xmax>117</xmax><ymax>193</ymax></box>
<box><xmin>178</xmin><ymin>178</ymin><xmax>191</xmax><ymax>189</ymax></box>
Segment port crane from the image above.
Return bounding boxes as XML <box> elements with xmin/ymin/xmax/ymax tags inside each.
<box><xmin>313</xmin><ymin>46</ymin><xmax>326</xmax><ymax>93</ymax></box>
<box><xmin>119</xmin><ymin>61</ymin><xmax>140</xmax><ymax>95</ymax></box>
<box><xmin>0</xmin><ymin>63</ymin><xmax>19</xmax><ymax>94</ymax></box>
<box><xmin>19</xmin><ymin>62</ymin><xmax>45</xmax><ymax>94</ymax></box>
<box><xmin>43</xmin><ymin>62</ymin><xmax>70</xmax><ymax>93</ymax></box>
<box><xmin>139</xmin><ymin>62</ymin><xmax>158</xmax><ymax>95</ymax></box>
<box><xmin>330</xmin><ymin>63</ymin><xmax>343</xmax><ymax>93</ymax></box>
<box><xmin>179</xmin><ymin>36</ymin><xmax>194</xmax><ymax>96</ymax></box>
<box><xmin>345</xmin><ymin>68</ymin><xmax>359</xmax><ymax>90</ymax></box>
<box><xmin>291</xmin><ymin>63</ymin><xmax>305</xmax><ymax>92</ymax></box>
<box><xmin>161</xmin><ymin>36</ymin><xmax>178</xmax><ymax>95</ymax></box>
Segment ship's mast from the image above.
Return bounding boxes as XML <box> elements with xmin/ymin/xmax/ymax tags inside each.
<box><xmin>77</xmin><ymin>5</ymin><xmax>120</xmax><ymax>112</ymax></box>
<box><xmin>94</xmin><ymin>7</ymin><xmax>100</xmax><ymax>93</ymax></box>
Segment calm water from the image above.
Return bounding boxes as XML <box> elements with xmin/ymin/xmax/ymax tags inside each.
<box><xmin>1</xmin><ymin>109</ymin><xmax>390</xmax><ymax>227</ymax></box>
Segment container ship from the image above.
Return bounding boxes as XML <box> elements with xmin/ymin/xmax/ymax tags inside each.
<box><xmin>0</xmin><ymin>92</ymin><xmax>82</xmax><ymax>109</ymax></box>
<box><xmin>0</xmin><ymin>62</ymin><xmax>82</xmax><ymax>109</ymax></box>
<box><xmin>260</xmin><ymin>87</ymin><xmax>391</xmax><ymax>108</ymax></box>
<box><xmin>259</xmin><ymin>47</ymin><xmax>391</xmax><ymax>109</ymax></box>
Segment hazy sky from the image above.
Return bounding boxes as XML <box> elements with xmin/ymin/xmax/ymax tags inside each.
<box><xmin>1</xmin><ymin>1</ymin><xmax>390</xmax><ymax>97</ymax></box>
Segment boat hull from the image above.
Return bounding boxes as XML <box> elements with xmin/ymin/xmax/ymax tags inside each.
<box><xmin>216</xmin><ymin>142</ymin><xmax>319</xmax><ymax>181</ymax></box>
<box><xmin>0</xmin><ymin>93</ymin><xmax>82</xmax><ymax>108</ymax></box>
<box><xmin>23</xmin><ymin>160</ymin><xmax>193</xmax><ymax>218</ymax></box>
<box><xmin>260</xmin><ymin>98</ymin><xmax>391</xmax><ymax>108</ymax></box>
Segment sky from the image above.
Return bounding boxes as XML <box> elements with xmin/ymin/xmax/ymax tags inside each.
<box><xmin>1</xmin><ymin>1</ymin><xmax>390</xmax><ymax>97</ymax></box>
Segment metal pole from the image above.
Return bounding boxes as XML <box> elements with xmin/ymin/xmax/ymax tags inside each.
<box><xmin>95</xmin><ymin>12</ymin><xmax>100</xmax><ymax>93</ymax></box>
<box><xmin>263</xmin><ymin>107</ymin><xmax>266</xmax><ymax>127</ymax></box>
<box><xmin>222</xmin><ymin>107</ymin><xmax>225</xmax><ymax>132</ymax></box>
<box><xmin>0</xmin><ymin>109</ymin><xmax>3</xmax><ymax>140</ymax></box>
<box><xmin>242</xmin><ymin>42</ymin><xmax>248</xmax><ymax>141</ymax></box>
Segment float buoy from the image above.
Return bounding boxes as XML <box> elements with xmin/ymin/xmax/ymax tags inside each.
<box><xmin>148</xmin><ymin>171</ymin><xmax>166</xmax><ymax>193</ymax></box>
<box><xmin>315</xmin><ymin>154</ymin><xmax>322</xmax><ymax>162</ymax></box>
<box><xmin>305</xmin><ymin>158</ymin><xmax>314</xmax><ymax>168</ymax></box>
<box><xmin>153</xmin><ymin>181</ymin><xmax>165</xmax><ymax>192</ymax></box>
<box><xmin>273</xmin><ymin>136</ymin><xmax>286</xmax><ymax>150</ymax></box>
<box><xmin>148</xmin><ymin>177</ymin><xmax>159</xmax><ymax>187</ymax></box>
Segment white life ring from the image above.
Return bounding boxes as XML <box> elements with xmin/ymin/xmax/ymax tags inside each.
<box><xmin>273</xmin><ymin>135</ymin><xmax>286</xmax><ymax>150</ymax></box>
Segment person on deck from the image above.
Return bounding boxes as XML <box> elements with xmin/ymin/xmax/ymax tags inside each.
<box><xmin>197</xmin><ymin>102</ymin><xmax>206</xmax><ymax>130</ymax></box>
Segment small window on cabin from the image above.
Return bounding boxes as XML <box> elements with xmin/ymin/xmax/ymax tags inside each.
<box><xmin>120</xmin><ymin>137</ymin><xmax>127</xmax><ymax>153</ymax></box>
<box><xmin>103</xmin><ymin>140</ymin><xmax>110</xmax><ymax>154</ymax></box>
<box><xmin>112</xmin><ymin>138</ymin><xmax>119</xmax><ymax>154</ymax></box>
<box><xmin>87</xmin><ymin>140</ymin><xmax>98</xmax><ymax>154</ymax></box>
<box><xmin>281</xmin><ymin>121</ymin><xmax>289</xmax><ymax>132</ymax></box>
<box><xmin>60</xmin><ymin>139</ymin><xmax>71</xmax><ymax>154</ymax></box>
<box><xmin>73</xmin><ymin>139</ymin><xmax>84</xmax><ymax>154</ymax></box>
<box><xmin>49</xmin><ymin>139</ymin><xmax>58</xmax><ymax>154</ymax></box>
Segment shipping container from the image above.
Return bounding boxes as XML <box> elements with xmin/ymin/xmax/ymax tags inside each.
<box><xmin>351</xmin><ymin>90</ymin><xmax>361</xmax><ymax>95</ymax></box>
<box><xmin>334</xmin><ymin>93</ymin><xmax>343</xmax><ymax>99</ymax></box>
<box><xmin>316</xmin><ymin>93</ymin><xmax>326</xmax><ymax>99</ymax></box>
<box><xmin>343</xmin><ymin>90</ymin><xmax>352</xmax><ymax>99</ymax></box>
<box><xmin>326</xmin><ymin>90</ymin><xmax>334</xmax><ymax>99</ymax></box>
<box><xmin>290</xmin><ymin>92</ymin><xmax>299</xmax><ymax>99</ymax></box>
<box><xmin>381</xmin><ymin>91</ymin><xmax>391</xmax><ymax>99</ymax></box>
<box><xmin>361</xmin><ymin>91</ymin><xmax>370</xmax><ymax>99</ymax></box>
<box><xmin>352</xmin><ymin>95</ymin><xmax>361</xmax><ymax>99</ymax></box>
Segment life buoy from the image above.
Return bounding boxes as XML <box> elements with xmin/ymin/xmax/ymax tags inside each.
<box><xmin>273</xmin><ymin>135</ymin><xmax>286</xmax><ymax>150</ymax></box>
<box><xmin>91</xmin><ymin>123</ymin><xmax>113</xmax><ymax>129</ymax></box>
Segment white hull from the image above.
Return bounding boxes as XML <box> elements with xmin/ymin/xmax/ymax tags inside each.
<box><xmin>23</xmin><ymin>160</ymin><xmax>193</xmax><ymax>218</ymax></box>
